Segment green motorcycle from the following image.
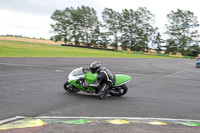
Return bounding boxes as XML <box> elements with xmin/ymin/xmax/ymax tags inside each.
<box><xmin>63</xmin><ymin>67</ymin><xmax>131</xmax><ymax>97</ymax></box>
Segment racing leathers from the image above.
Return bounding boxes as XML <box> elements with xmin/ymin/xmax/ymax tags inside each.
<box><xmin>88</xmin><ymin>67</ymin><xmax>115</xmax><ymax>98</ymax></box>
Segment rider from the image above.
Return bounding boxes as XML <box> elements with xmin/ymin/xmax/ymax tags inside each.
<box><xmin>86</xmin><ymin>61</ymin><xmax>115</xmax><ymax>99</ymax></box>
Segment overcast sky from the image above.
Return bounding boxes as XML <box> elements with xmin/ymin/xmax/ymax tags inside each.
<box><xmin>0</xmin><ymin>0</ymin><xmax>200</xmax><ymax>39</ymax></box>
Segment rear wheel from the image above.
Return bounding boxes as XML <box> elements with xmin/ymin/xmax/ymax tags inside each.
<box><xmin>63</xmin><ymin>81</ymin><xmax>80</xmax><ymax>93</ymax></box>
<box><xmin>109</xmin><ymin>84</ymin><xmax>128</xmax><ymax>97</ymax></box>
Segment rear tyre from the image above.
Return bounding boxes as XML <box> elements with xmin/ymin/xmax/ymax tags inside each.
<box><xmin>109</xmin><ymin>84</ymin><xmax>128</xmax><ymax>97</ymax></box>
<box><xmin>63</xmin><ymin>81</ymin><xmax>80</xmax><ymax>93</ymax></box>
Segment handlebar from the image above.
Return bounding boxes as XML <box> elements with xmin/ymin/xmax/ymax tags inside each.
<box><xmin>82</xmin><ymin>67</ymin><xmax>90</xmax><ymax>73</ymax></box>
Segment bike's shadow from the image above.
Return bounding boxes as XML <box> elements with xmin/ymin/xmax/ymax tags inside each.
<box><xmin>63</xmin><ymin>92</ymin><xmax>126</xmax><ymax>100</ymax></box>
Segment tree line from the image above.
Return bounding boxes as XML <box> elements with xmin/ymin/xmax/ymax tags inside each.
<box><xmin>4</xmin><ymin>34</ymin><xmax>45</xmax><ymax>40</ymax></box>
<box><xmin>50</xmin><ymin>6</ymin><xmax>200</xmax><ymax>56</ymax></box>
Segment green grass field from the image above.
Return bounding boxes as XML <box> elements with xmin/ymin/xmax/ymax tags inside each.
<box><xmin>0</xmin><ymin>40</ymin><xmax>173</xmax><ymax>58</ymax></box>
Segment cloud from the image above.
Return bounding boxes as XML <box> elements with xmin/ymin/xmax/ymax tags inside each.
<box><xmin>0</xmin><ymin>10</ymin><xmax>53</xmax><ymax>38</ymax></box>
<box><xmin>0</xmin><ymin>0</ymin><xmax>56</xmax><ymax>16</ymax></box>
<box><xmin>0</xmin><ymin>0</ymin><xmax>106</xmax><ymax>38</ymax></box>
<box><xmin>0</xmin><ymin>0</ymin><xmax>200</xmax><ymax>39</ymax></box>
<box><xmin>0</xmin><ymin>0</ymin><xmax>104</xmax><ymax>16</ymax></box>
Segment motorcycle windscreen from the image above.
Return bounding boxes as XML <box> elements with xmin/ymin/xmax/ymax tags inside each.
<box><xmin>114</xmin><ymin>74</ymin><xmax>131</xmax><ymax>86</ymax></box>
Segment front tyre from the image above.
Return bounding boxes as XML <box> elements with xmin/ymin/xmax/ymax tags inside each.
<box><xmin>63</xmin><ymin>81</ymin><xmax>80</xmax><ymax>93</ymax></box>
<box><xmin>109</xmin><ymin>84</ymin><xmax>128</xmax><ymax>97</ymax></box>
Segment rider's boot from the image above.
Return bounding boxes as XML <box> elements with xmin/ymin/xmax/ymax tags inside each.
<box><xmin>98</xmin><ymin>92</ymin><xmax>106</xmax><ymax>99</ymax></box>
<box><xmin>98</xmin><ymin>84</ymin><xmax>109</xmax><ymax>99</ymax></box>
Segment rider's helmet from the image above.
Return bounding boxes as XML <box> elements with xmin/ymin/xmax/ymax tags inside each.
<box><xmin>89</xmin><ymin>61</ymin><xmax>101</xmax><ymax>73</ymax></box>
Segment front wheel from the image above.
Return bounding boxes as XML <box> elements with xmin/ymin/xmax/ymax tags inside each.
<box><xmin>109</xmin><ymin>84</ymin><xmax>128</xmax><ymax>97</ymax></box>
<box><xmin>63</xmin><ymin>81</ymin><xmax>80</xmax><ymax>93</ymax></box>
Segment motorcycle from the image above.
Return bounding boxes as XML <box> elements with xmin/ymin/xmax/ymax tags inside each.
<box><xmin>63</xmin><ymin>67</ymin><xmax>131</xmax><ymax>97</ymax></box>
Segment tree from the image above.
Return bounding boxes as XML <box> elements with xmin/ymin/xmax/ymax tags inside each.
<box><xmin>165</xmin><ymin>39</ymin><xmax>178</xmax><ymax>54</ymax></box>
<box><xmin>77</xmin><ymin>6</ymin><xmax>100</xmax><ymax>47</ymax></box>
<box><xmin>69</xmin><ymin>7</ymin><xmax>83</xmax><ymax>45</ymax></box>
<box><xmin>120</xmin><ymin>34</ymin><xmax>130</xmax><ymax>51</ymax></box>
<box><xmin>51</xmin><ymin>6</ymin><xmax>100</xmax><ymax>46</ymax></box>
<box><xmin>165</xmin><ymin>9</ymin><xmax>200</xmax><ymax>55</ymax></box>
<box><xmin>91</xmin><ymin>26</ymin><xmax>101</xmax><ymax>48</ymax></box>
<box><xmin>153</xmin><ymin>32</ymin><xmax>164</xmax><ymax>53</ymax></box>
<box><xmin>54</xmin><ymin>35</ymin><xmax>62</xmax><ymax>42</ymax></box>
<box><xmin>50</xmin><ymin>36</ymin><xmax>54</xmax><ymax>41</ymax></box>
<box><xmin>120</xmin><ymin>9</ymin><xmax>136</xmax><ymax>51</ymax></box>
<box><xmin>98</xmin><ymin>32</ymin><xmax>111</xmax><ymax>48</ymax></box>
<box><xmin>50</xmin><ymin>8</ymin><xmax>73</xmax><ymax>44</ymax></box>
<box><xmin>134</xmin><ymin>7</ymin><xmax>157</xmax><ymax>52</ymax></box>
<box><xmin>102</xmin><ymin>8</ymin><xmax>121</xmax><ymax>51</ymax></box>
<box><xmin>120</xmin><ymin>7</ymin><xmax>156</xmax><ymax>51</ymax></box>
<box><xmin>187</xmin><ymin>44</ymin><xmax>200</xmax><ymax>57</ymax></box>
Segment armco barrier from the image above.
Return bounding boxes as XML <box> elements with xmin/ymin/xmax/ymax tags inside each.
<box><xmin>61</xmin><ymin>45</ymin><xmax>193</xmax><ymax>59</ymax></box>
<box><xmin>144</xmin><ymin>52</ymin><xmax>156</xmax><ymax>55</ymax></box>
<box><xmin>183</xmin><ymin>56</ymin><xmax>192</xmax><ymax>59</ymax></box>
<box><xmin>61</xmin><ymin>44</ymin><xmax>114</xmax><ymax>51</ymax></box>
<box><xmin>170</xmin><ymin>55</ymin><xmax>184</xmax><ymax>58</ymax></box>
<box><xmin>133</xmin><ymin>51</ymin><xmax>193</xmax><ymax>59</ymax></box>
<box><xmin>133</xmin><ymin>51</ymin><xmax>144</xmax><ymax>54</ymax></box>
<box><xmin>123</xmin><ymin>51</ymin><xmax>132</xmax><ymax>53</ymax></box>
<box><xmin>156</xmin><ymin>53</ymin><xmax>170</xmax><ymax>57</ymax></box>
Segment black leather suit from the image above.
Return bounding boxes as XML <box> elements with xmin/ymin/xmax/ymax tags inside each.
<box><xmin>89</xmin><ymin>67</ymin><xmax>115</xmax><ymax>95</ymax></box>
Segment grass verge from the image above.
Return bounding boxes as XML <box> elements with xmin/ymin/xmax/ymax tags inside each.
<box><xmin>0</xmin><ymin>40</ymin><xmax>173</xmax><ymax>58</ymax></box>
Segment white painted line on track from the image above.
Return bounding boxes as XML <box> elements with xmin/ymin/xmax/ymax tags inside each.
<box><xmin>113</xmin><ymin>71</ymin><xmax>166</xmax><ymax>78</ymax></box>
<box><xmin>0</xmin><ymin>116</ymin><xmax>26</xmax><ymax>125</ymax></box>
<box><xmin>34</xmin><ymin>116</ymin><xmax>200</xmax><ymax>122</ymax></box>
<box><xmin>164</xmin><ymin>68</ymin><xmax>192</xmax><ymax>78</ymax></box>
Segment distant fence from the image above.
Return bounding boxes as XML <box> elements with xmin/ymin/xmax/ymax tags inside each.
<box><xmin>133</xmin><ymin>51</ymin><xmax>193</xmax><ymax>59</ymax></box>
<box><xmin>61</xmin><ymin>44</ymin><xmax>193</xmax><ymax>59</ymax></box>
<box><xmin>61</xmin><ymin>44</ymin><xmax>115</xmax><ymax>51</ymax></box>
<box><xmin>156</xmin><ymin>53</ymin><xmax>170</xmax><ymax>57</ymax></box>
<box><xmin>144</xmin><ymin>52</ymin><xmax>156</xmax><ymax>56</ymax></box>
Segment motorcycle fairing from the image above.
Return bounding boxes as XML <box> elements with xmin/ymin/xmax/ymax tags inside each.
<box><xmin>68</xmin><ymin>80</ymin><xmax>96</xmax><ymax>92</ymax></box>
<box><xmin>114</xmin><ymin>74</ymin><xmax>131</xmax><ymax>87</ymax></box>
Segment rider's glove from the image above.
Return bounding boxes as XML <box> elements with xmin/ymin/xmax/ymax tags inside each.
<box><xmin>86</xmin><ymin>67</ymin><xmax>90</xmax><ymax>71</ymax></box>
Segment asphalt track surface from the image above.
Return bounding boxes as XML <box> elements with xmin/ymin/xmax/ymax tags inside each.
<box><xmin>0</xmin><ymin>58</ymin><xmax>200</xmax><ymax>121</ymax></box>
